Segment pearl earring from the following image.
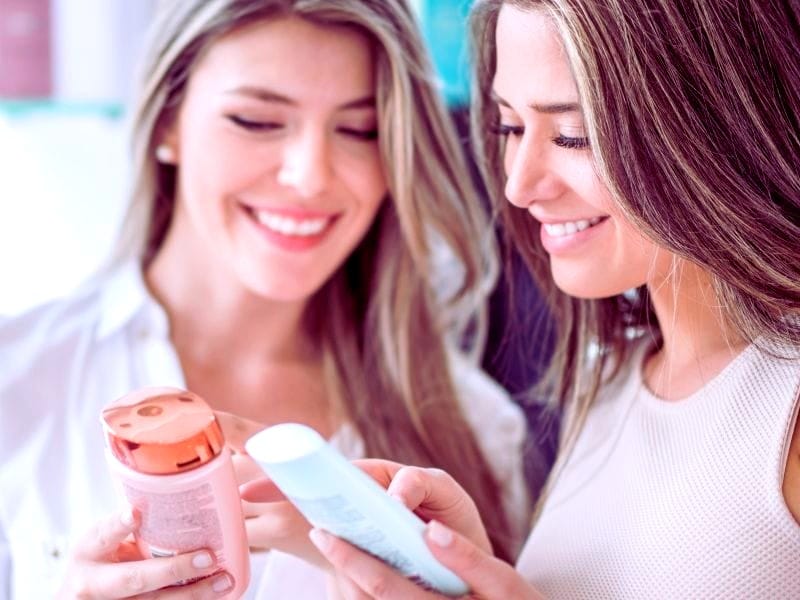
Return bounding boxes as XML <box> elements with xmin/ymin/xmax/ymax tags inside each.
<box><xmin>155</xmin><ymin>144</ymin><xmax>175</xmax><ymax>164</ymax></box>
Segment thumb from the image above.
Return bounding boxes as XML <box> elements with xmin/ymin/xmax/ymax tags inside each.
<box><xmin>74</xmin><ymin>509</ymin><xmax>138</xmax><ymax>561</ymax></box>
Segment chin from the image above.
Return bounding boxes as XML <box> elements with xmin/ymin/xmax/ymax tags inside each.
<box><xmin>246</xmin><ymin>280</ymin><xmax>320</xmax><ymax>303</ymax></box>
<box><xmin>551</xmin><ymin>269</ymin><xmax>627</xmax><ymax>300</ymax></box>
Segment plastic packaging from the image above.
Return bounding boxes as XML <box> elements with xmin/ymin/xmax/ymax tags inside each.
<box><xmin>245</xmin><ymin>422</ymin><xmax>469</xmax><ymax>597</ymax></box>
<box><xmin>102</xmin><ymin>387</ymin><xmax>250</xmax><ymax>597</ymax></box>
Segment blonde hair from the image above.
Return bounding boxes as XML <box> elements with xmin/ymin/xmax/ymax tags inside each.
<box><xmin>111</xmin><ymin>0</ymin><xmax>517</xmax><ymax>558</ymax></box>
<box><xmin>471</xmin><ymin>0</ymin><xmax>800</xmax><ymax>512</ymax></box>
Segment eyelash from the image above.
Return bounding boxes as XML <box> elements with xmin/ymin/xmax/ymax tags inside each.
<box><xmin>227</xmin><ymin>116</ymin><xmax>378</xmax><ymax>141</ymax></box>
<box><xmin>489</xmin><ymin>123</ymin><xmax>590</xmax><ymax>150</ymax></box>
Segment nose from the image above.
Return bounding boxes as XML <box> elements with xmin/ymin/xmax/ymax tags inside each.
<box><xmin>277</xmin><ymin>128</ymin><xmax>331</xmax><ymax>198</ymax></box>
<box><xmin>503</xmin><ymin>134</ymin><xmax>562</xmax><ymax>209</ymax></box>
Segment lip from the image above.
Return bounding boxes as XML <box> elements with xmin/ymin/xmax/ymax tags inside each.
<box><xmin>538</xmin><ymin>215</ymin><xmax>610</xmax><ymax>255</ymax></box>
<box><xmin>240</xmin><ymin>203</ymin><xmax>339</xmax><ymax>252</ymax></box>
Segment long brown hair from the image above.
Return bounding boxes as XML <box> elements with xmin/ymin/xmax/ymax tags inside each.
<box><xmin>110</xmin><ymin>0</ymin><xmax>518</xmax><ymax>558</ymax></box>
<box><xmin>471</xmin><ymin>0</ymin><xmax>800</xmax><ymax>511</ymax></box>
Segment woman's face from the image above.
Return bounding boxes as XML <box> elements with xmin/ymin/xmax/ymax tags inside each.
<box><xmin>494</xmin><ymin>6</ymin><xmax>668</xmax><ymax>298</ymax></box>
<box><xmin>160</xmin><ymin>16</ymin><xmax>387</xmax><ymax>301</ymax></box>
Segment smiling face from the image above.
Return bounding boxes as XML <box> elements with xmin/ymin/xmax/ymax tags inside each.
<box><xmin>158</xmin><ymin>16</ymin><xmax>387</xmax><ymax>302</ymax></box>
<box><xmin>494</xmin><ymin>5</ymin><xmax>669</xmax><ymax>298</ymax></box>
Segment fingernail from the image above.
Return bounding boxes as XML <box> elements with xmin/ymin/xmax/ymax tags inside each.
<box><xmin>121</xmin><ymin>508</ymin><xmax>135</xmax><ymax>527</ymax></box>
<box><xmin>212</xmin><ymin>573</ymin><xmax>233</xmax><ymax>593</ymax></box>
<box><xmin>309</xmin><ymin>528</ymin><xmax>332</xmax><ymax>552</ymax></box>
<box><xmin>427</xmin><ymin>520</ymin><xmax>454</xmax><ymax>547</ymax></box>
<box><xmin>192</xmin><ymin>551</ymin><xmax>214</xmax><ymax>569</ymax></box>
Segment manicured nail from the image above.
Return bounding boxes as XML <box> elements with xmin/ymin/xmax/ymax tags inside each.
<box><xmin>426</xmin><ymin>467</ymin><xmax>448</xmax><ymax>478</ymax></box>
<box><xmin>212</xmin><ymin>573</ymin><xmax>233</xmax><ymax>593</ymax></box>
<box><xmin>427</xmin><ymin>520</ymin><xmax>454</xmax><ymax>547</ymax></box>
<box><xmin>309</xmin><ymin>528</ymin><xmax>332</xmax><ymax>552</ymax></box>
<box><xmin>121</xmin><ymin>508</ymin><xmax>135</xmax><ymax>527</ymax></box>
<box><xmin>192</xmin><ymin>551</ymin><xmax>214</xmax><ymax>569</ymax></box>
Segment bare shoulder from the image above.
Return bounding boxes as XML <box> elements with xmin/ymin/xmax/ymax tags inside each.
<box><xmin>782</xmin><ymin>392</ymin><xmax>800</xmax><ymax>525</ymax></box>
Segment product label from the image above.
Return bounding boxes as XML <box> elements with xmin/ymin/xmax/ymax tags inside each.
<box><xmin>292</xmin><ymin>494</ymin><xmax>417</xmax><ymax>576</ymax></box>
<box><xmin>123</xmin><ymin>482</ymin><xmax>225</xmax><ymax>562</ymax></box>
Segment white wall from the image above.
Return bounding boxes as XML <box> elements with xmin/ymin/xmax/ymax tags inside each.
<box><xmin>0</xmin><ymin>2</ymin><xmax>156</xmax><ymax>316</ymax></box>
<box><xmin>51</xmin><ymin>0</ymin><xmax>157</xmax><ymax>103</ymax></box>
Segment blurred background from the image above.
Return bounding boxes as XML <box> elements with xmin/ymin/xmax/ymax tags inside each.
<box><xmin>0</xmin><ymin>0</ymin><xmax>473</xmax><ymax>316</ymax></box>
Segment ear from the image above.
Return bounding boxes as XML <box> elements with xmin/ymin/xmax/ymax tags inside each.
<box><xmin>155</xmin><ymin>123</ymin><xmax>180</xmax><ymax>165</ymax></box>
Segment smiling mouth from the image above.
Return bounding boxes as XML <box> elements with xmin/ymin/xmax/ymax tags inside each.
<box><xmin>245</xmin><ymin>206</ymin><xmax>336</xmax><ymax>237</ymax></box>
<box><xmin>542</xmin><ymin>216</ymin><xmax>608</xmax><ymax>237</ymax></box>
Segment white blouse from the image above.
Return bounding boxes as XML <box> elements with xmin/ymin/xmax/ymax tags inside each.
<box><xmin>0</xmin><ymin>263</ymin><xmax>528</xmax><ymax>599</ymax></box>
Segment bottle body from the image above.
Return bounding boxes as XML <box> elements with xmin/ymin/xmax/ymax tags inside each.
<box><xmin>101</xmin><ymin>387</ymin><xmax>250</xmax><ymax>598</ymax></box>
<box><xmin>105</xmin><ymin>446</ymin><xmax>250</xmax><ymax>596</ymax></box>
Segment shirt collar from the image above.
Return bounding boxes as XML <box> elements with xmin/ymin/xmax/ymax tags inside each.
<box><xmin>96</xmin><ymin>262</ymin><xmax>168</xmax><ymax>340</ymax></box>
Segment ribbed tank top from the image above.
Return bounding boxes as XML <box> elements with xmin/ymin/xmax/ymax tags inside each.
<box><xmin>517</xmin><ymin>342</ymin><xmax>800</xmax><ymax>598</ymax></box>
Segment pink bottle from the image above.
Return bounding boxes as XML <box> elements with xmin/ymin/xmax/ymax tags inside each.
<box><xmin>101</xmin><ymin>387</ymin><xmax>250</xmax><ymax>597</ymax></box>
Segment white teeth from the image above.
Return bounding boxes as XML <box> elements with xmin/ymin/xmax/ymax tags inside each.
<box><xmin>543</xmin><ymin>216</ymin><xmax>603</xmax><ymax>237</ymax></box>
<box><xmin>253</xmin><ymin>210</ymin><xmax>330</xmax><ymax>236</ymax></box>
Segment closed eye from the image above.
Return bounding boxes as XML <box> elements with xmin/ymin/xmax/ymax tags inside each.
<box><xmin>227</xmin><ymin>115</ymin><xmax>283</xmax><ymax>132</ymax></box>
<box><xmin>489</xmin><ymin>123</ymin><xmax>525</xmax><ymax>138</ymax></box>
<box><xmin>338</xmin><ymin>127</ymin><xmax>378</xmax><ymax>141</ymax></box>
<box><xmin>553</xmin><ymin>134</ymin><xmax>590</xmax><ymax>149</ymax></box>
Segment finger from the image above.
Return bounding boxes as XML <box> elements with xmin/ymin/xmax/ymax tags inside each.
<box><xmin>386</xmin><ymin>468</ymin><xmax>490</xmax><ymax>553</ymax></box>
<box><xmin>132</xmin><ymin>570</ymin><xmax>235</xmax><ymax>599</ymax></box>
<box><xmin>334</xmin><ymin>574</ymin><xmax>375</xmax><ymax>600</ymax></box>
<box><xmin>386</xmin><ymin>467</ymin><xmax>462</xmax><ymax>513</ymax></box>
<box><xmin>86</xmin><ymin>550</ymin><xmax>224</xmax><ymax>599</ymax></box>
<box><xmin>309</xmin><ymin>529</ymin><xmax>440</xmax><ymax>600</ymax></box>
<box><xmin>214</xmin><ymin>410</ymin><xmax>266</xmax><ymax>455</ymax></box>
<box><xmin>73</xmin><ymin>509</ymin><xmax>138</xmax><ymax>561</ymax></box>
<box><xmin>231</xmin><ymin>453</ymin><xmax>266</xmax><ymax>485</ymax></box>
<box><xmin>351</xmin><ymin>459</ymin><xmax>407</xmax><ymax>489</ymax></box>
<box><xmin>245</xmin><ymin>507</ymin><xmax>327</xmax><ymax>569</ymax></box>
<box><xmin>244</xmin><ymin>501</ymin><xmax>309</xmax><ymax>546</ymax></box>
<box><xmin>113</xmin><ymin>540</ymin><xmax>144</xmax><ymax>562</ymax></box>
<box><xmin>425</xmin><ymin>521</ymin><xmax>543</xmax><ymax>600</ymax></box>
<box><xmin>239</xmin><ymin>477</ymin><xmax>286</xmax><ymax>503</ymax></box>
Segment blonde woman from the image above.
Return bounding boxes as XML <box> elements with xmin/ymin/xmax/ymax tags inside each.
<box><xmin>298</xmin><ymin>0</ymin><xmax>800</xmax><ymax>597</ymax></box>
<box><xmin>0</xmin><ymin>1</ymin><xmax>530</xmax><ymax>598</ymax></box>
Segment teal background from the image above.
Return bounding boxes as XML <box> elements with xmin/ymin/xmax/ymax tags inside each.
<box><xmin>416</xmin><ymin>0</ymin><xmax>473</xmax><ymax>107</ymax></box>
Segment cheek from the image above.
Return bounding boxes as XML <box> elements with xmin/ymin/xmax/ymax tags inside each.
<box><xmin>344</xmin><ymin>153</ymin><xmax>388</xmax><ymax>212</ymax></box>
<box><xmin>502</xmin><ymin>140</ymin><xmax>516</xmax><ymax>177</ymax></box>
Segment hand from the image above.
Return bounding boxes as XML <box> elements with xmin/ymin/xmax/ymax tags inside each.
<box><xmin>56</xmin><ymin>510</ymin><xmax>234</xmax><ymax>599</ymax></box>
<box><xmin>238</xmin><ymin>473</ymin><xmax>327</xmax><ymax>568</ymax></box>
<box><xmin>239</xmin><ymin>458</ymin><xmax>492</xmax><ymax>575</ymax></box>
<box><xmin>311</xmin><ymin>521</ymin><xmax>543</xmax><ymax>600</ymax></box>
<box><xmin>235</xmin><ymin>459</ymin><xmax>422</xmax><ymax>569</ymax></box>
<box><xmin>362</xmin><ymin>461</ymin><xmax>490</xmax><ymax>553</ymax></box>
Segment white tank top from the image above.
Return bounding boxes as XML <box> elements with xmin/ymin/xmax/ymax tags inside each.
<box><xmin>517</xmin><ymin>341</ymin><xmax>800</xmax><ymax>598</ymax></box>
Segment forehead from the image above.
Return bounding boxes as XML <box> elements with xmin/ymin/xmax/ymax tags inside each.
<box><xmin>189</xmin><ymin>15</ymin><xmax>376</xmax><ymax>101</ymax></box>
<box><xmin>493</xmin><ymin>5</ymin><xmax>578</xmax><ymax>103</ymax></box>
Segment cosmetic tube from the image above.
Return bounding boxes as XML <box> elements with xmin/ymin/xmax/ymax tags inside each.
<box><xmin>245</xmin><ymin>422</ymin><xmax>469</xmax><ymax>597</ymax></box>
<box><xmin>102</xmin><ymin>387</ymin><xmax>249</xmax><ymax>597</ymax></box>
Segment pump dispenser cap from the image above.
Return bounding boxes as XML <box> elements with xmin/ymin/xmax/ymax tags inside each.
<box><xmin>101</xmin><ymin>387</ymin><xmax>224</xmax><ymax>475</ymax></box>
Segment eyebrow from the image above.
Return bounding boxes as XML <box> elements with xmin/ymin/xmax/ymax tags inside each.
<box><xmin>491</xmin><ymin>90</ymin><xmax>581</xmax><ymax>114</ymax></box>
<box><xmin>225</xmin><ymin>85</ymin><xmax>376</xmax><ymax>110</ymax></box>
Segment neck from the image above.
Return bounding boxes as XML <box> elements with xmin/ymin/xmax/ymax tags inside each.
<box><xmin>645</xmin><ymin>258</ymin><xmax>746</xmax><ymax>399</ymax></box>
<box><xmin>145</xmin><ymin>238</ymin><xmax>314</xmax><ymax>369</ymax></box>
